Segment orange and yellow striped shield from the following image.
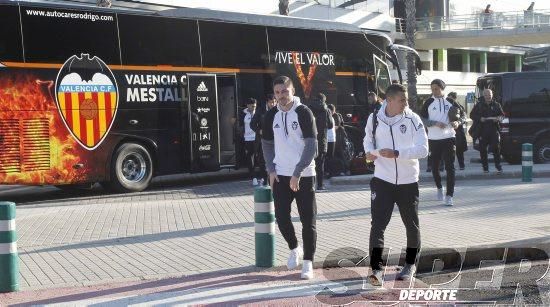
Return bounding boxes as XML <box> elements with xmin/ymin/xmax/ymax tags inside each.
<box><xmin>56</xmin><ymin>86</ymin><xmax>117</xmax><ymax>150</ymax></box>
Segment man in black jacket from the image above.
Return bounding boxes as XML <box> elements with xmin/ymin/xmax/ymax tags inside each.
<box><xmin>470</xmin><ymin>89</ymin><xmax>504</xmax><ymax>173</ymax></box>
<box><xmin>309</xmin><ymin>93</ymin><xmax>334</xmax><ymax>191</ymax></box>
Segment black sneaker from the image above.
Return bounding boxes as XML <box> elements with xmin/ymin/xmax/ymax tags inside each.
<box><xmin>426</xmin><ymin>168</ymin><xmax>432</xmax><ymax>172</ymax></box>
<box><xmin>483</xmin><ymin>169</ymin><xmax>489</xmax><ymax>173</ymax></box>
<box><xmin>496</xmin><ymin>167</ymin><xmax>503</xmax><ymax>174</ymax></box>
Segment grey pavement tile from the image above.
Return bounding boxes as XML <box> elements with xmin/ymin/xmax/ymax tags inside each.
<box><xmin>10</xmin><ymin>177</ymin><xmax>550</xmax><ymax>290</ymax></box>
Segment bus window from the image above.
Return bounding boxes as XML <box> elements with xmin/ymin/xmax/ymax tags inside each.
<box><xmin>199</xmin><ymin>22</ymin><xmax>267</xmax><ymax>69</ymax></box>
<box><xmin>0</xmin><ymin>4</ymin><xmax>23</xmax><ymax>62</ymax></box>
<box><xmin>326</xmin><ymin>31</ymin><xmax>374</xmax><ymax>72</ymax></box>
<box><xmin>267</xmin><ymin>27</ymin><xmax>325</xmax><ymax>54</ymax></box>
<box><xmin>20</xmin><ymin>5</ymin><xmax>119</xmax><ymax>64</ymax></box>
<box><xmin>118</xmin><ymin>14</ymin><xmax>201</xmax><ymax>67</ymax></box>
<box><xmin>374</xmin><ymin>54</ymin><xmax>391</xmax><ymax>97</ymax></box>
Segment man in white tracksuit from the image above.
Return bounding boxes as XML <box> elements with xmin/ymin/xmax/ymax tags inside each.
<box><xmin>363</xmin><ymin>84</ymin><xmax>428</xmax><ymax>286</ymax></box>
<box><xmin>262</xmin><ymin>76</ymin><xmax>318</xmax><ymax>280</ymax></box>
<box><xmin>420</xmin><ymin>79</ymin><xmax>464</xmax><ymax>206</ymax></box>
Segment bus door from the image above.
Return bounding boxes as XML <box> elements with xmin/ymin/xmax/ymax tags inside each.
<box><xmin>187</xmin><ymin>74</ymin><xmax>220</xmax><ymax>172</ymax></box>
<box><xmin>216</xmin><ymin>74</ymin><xmax>239</xmax><ymax>168</ymax></box>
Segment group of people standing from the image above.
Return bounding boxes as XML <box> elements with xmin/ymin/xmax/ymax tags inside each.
<box><xmin>249</xmin><ymin>75</ymin><xmax>504</xmax><ymax>284</ymax></box>
<box><xmin>238</xmin><ymin>91</ymin><xmax>348</xmax><ymax>191</ymax></box>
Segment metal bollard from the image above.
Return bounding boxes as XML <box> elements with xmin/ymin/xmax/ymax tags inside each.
<box><xmin>254</xmin><ymin>186</ymin><xmax>275</xmax><ymax>267</ymax></box>
<box><xmin>522</xmin><ymin>143</ymin><xmax>533</xmax><ymax>182</ymax></box>
<box><xmin>0</xmin><ymin>202</ymin><xmax>18</xmax><ymax>292</ymax></box>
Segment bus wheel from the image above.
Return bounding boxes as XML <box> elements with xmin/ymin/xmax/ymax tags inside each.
<box><xmin>534</xmin><ymin>138</ymin><xmax>550</xmax><ymax>164</ymax></box>
<box><xmin>110</xmin><ymin>143</ymin><xmax>153</xmax><ymax>192</ymax></box>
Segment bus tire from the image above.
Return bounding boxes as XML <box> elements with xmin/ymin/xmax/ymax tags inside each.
<box><xmin>534</xmin><ymin>138</ymin><xmax>550</xmax><ymax>164</ymax></box>
<box><xmin>109</xmin><ymin>143</ymin><xmax>153</xmax><ymax>192</ymax></box>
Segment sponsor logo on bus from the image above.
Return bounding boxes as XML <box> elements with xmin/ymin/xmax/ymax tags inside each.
<box><xmin>197</xmin><ymin>81</ymin><xmax>209</xmax><ymax>92</ymax></box>
<box><xmin>55</xmin><ymin>54</ymin><xmax>118</xmax><ymax>150</ymax></box>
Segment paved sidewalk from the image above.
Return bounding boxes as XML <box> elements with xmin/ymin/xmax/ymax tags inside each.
<box><xmin>331</xmin><ymin>147</ymin><xmax>550</xmax><ymax>185</ymax></box>
<box><xmin>0</xmin><ymin>176</ymin><xmax>548</xmax><ymax>293</ymax></box>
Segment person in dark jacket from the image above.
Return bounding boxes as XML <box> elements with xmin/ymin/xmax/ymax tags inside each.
<box><xmin>447</xmin><ymin>92</ymin><xmax>467</xmax><ymax>170</ymax></box>
<box><xmin>470</xmin><ymin>88</ymin><xmax>504</xmax><ymax>173</ymax></box>
<box><xmin>368</xmin><ymin>92</ymin><xmax>383</xmax><ymax>114</ymax></box>
<box><xmin>309</xmin><ymin>93</ymin><xmax>333</xmax><ymax>190</ymax></box>
<box><xmin>251</xmin><ymin>94</ymin><xmax>277</xmax><ymax>185</ymax></box>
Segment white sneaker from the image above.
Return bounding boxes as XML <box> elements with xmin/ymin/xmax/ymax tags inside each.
<box><xmin>445</xmin><ymin>195</ymin><xmax>454</xmax><ymax>206</ymax></box>
<box><xmin>437</xmin><ymin>188</ymin><xmax>444</xmax><ymax>201</ymax></box>
<box><xmin>252</xmin><ymin>178</ymin><xmax>258</xmax><ymax>186</ymax></box>
<box><xmin>301</xmin><ymin>260</ymin><xmax>314</xmax><ymax>279</ymax></box>
<box><xmin>259</xmin><ymin>178</ymin><xmax>264</xmax><ymax>186</ymax></box>
<box><xmin>287</xmin><ymin>247</ymin><xmax>302</xmax><ymax>270</ymax></box>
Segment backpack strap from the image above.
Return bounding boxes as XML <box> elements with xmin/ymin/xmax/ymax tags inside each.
<box><xmin>372</xmin><ymin>109</ymin><xmax>379</xmax><ymax>149</ymax></box>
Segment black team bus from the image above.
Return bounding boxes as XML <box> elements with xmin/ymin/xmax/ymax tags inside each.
<box><xmin>0</xmin><ymin>0</ymin><xmax>406</xmax><ymax>192</ymax></box>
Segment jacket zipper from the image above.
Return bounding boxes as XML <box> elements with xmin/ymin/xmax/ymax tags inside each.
<box><xmin>389</xmin><ymin>125</ymin><xmax>398</xmax><ymax>184</ymax></box>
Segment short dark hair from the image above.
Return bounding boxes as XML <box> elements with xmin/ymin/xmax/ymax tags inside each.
<box><xmin>246</xmin><ymin>97</ymin><xmax>257</xmax><ymax>105</ymax></box>
<box><xmin>266</xmin><ymin>93</ymin><xmax>275</xmax><ymax>101</ymax></box>
<box><xmin>272</xmin><ymin>75</ymin><xmax>293</xmax><ymax>88</ymax></box>
<box><xmin>316</xmin><ymin>92</ymin><xmax>326</xmax><ymax>103</ymax></box>
<box><xmin>430</xmin><ymin>79</ymin><xmax>446</xmax><ymax>90</ymax></box>
<box><xmin>447</xmin><ymin>92</ymin><xmax>457</xmax><ymax>99</ymax></box>
<box><xmin>385</xmin><ymin>84</ymin><xmax>406</xmax><ymax>98</ymax></box>
<box><xmin>327</xmin><ymin>104</ymin><xmax>335</xmax><ymax>112</ymax></box>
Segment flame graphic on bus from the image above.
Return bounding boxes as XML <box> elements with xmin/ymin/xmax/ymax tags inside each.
<box><xmin>0</xmin><ymin>74</ymin><xmax>91</xmax><ymax>184</ymax></box>
<box><xmin>292</xmin><ymin>51</ymin><xmax>318</xmax><ymax>99</ymax></box>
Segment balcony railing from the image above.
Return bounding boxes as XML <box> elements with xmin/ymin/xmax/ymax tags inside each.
<box><xmin>395</xmin><ymin>9</ymin><xmax>550</xmax><ymax>33</ymax></box>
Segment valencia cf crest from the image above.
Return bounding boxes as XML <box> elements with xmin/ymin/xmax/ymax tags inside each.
<box><xmin>55</xmin><ymin>54</ymin><xmax>118</xmax><ymax>150</ymax></box>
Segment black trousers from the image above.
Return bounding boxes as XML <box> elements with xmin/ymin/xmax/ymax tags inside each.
<box><xmin>244</xmin><ymin>141</ymin><xmax>256</xmax><ymax>178</ymax></box>
<box><xmin>369</xmin><ymin>177</ymin><xmax>420</xmax><ymax>270</ymax></box>
<box><xmin>273</xmin><ymin>175</ymin><xmax>317</xmax><ymax>261</ymax></box>
<box><xmin>256</xmin><ymin>142</ymin><xmax>267</xmax><ymax>184</ymax></box>
<box><xmin>327</xmin><ymin>142</ymin><xmax>335</xmax><ymax>159</ymax></box>
<box><xmin>456</xmin><ymin>150</ymin><xmax>465</xmax><ymax>169</ymax></box>
<box><xmin>315</xmin><ymin>152</ymin><xmax>326</xmax><ymax>189</ymax></box>
<box><xmin>479</xmin><ymin>130</ymin><xmax>502</xmax><ymax>170</ymax></box>
<box><xmin>429</xmin><ymin>138</ymin><xmax>456</xmax><ymax>197</ymax></box>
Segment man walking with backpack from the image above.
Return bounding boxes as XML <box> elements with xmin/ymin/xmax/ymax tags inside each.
<box><xmin>363</xmin><ymin>84</ymin><xmax>428</xmax><ymax>286</ymax></box>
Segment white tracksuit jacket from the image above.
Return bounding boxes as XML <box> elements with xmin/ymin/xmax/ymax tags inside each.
<box><xmin>363</xmin><ymin>104</ymin><xmax>429</xmax><ymax>185</ymax></box>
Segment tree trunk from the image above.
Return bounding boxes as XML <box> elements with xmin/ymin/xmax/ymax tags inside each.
<box><xmin>405</xmin><ymin>0</ymin><xmax>418</xmax><ymax>111</ymax></box>
<box><xmin>279</xmin><ymin>0</ymin><xmax>289</xmax><ymax>15</ymax></box>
